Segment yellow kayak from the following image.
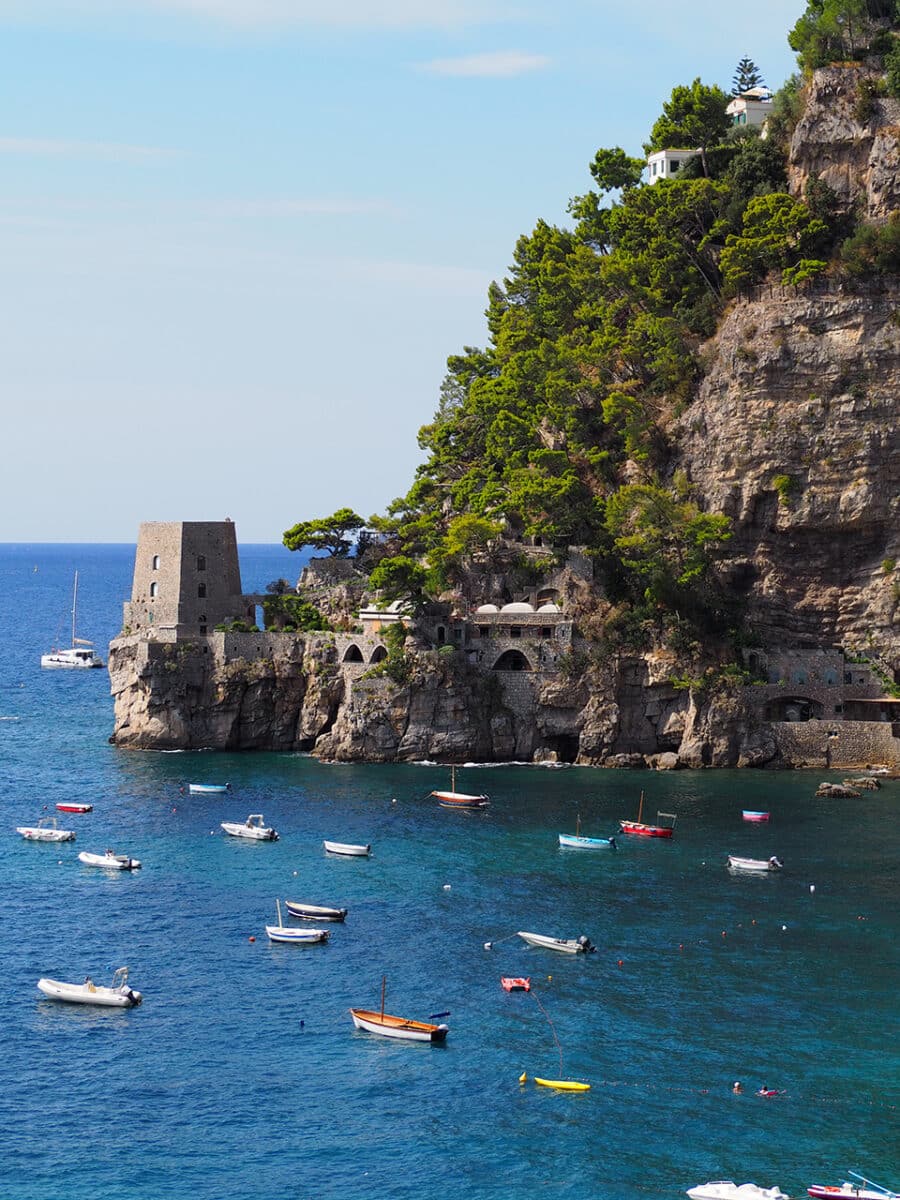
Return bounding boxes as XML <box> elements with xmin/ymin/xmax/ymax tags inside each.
<box><xmin>520</xmin><ymin>1072</ymin><xmax>590</xmax><ymax>1092</ymax></box>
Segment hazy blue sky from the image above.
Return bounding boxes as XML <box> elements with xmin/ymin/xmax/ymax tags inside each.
<box><xmin>1</xmin><ymin>0</ymin><xmax>801</xmax><ymax>542</ymax></box>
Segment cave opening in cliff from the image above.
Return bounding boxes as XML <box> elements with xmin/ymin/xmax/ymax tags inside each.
<box><xmin>543</xmin><ymin>734</ymin><xmax>579</xmax><ymax>762</ymax></box>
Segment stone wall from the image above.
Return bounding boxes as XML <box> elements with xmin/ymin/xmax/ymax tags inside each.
<box><xmin>772</xmin><ymin>720</ymin><xmax>900</xmax><ymax>769</ymax></box>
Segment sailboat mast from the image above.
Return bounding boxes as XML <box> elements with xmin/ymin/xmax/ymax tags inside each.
<box><xmin>380</xmin><ymin>975</ymin><xmax>386</xmax><ymax>1021</ymax></box>
<box><xmin>71</xmin><ymin>571</ymin><xmax>78</xmax><ymax>649</ymax></box>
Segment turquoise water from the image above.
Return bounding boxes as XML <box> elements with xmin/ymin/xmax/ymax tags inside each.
<box><xmin>0</xmin><ymin>546</ymin><xmax>897</xmax><ymax>1200</ymax></box>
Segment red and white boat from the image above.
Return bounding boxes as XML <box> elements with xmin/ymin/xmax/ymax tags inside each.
<box><xmin>619</xmin><ymin>792</ymin><xmax>676</xmax><ymax>838</ymax></box>
<box><xmin>56</xmin><ymin>803</ymin><xmax>93</xmax><ymax>814</ymax></box>
<box><xmin>501</xmin><ymin>977</ymin><xmax>531</xmax><ymax>992</ymax></box>
<box><xmin>431</xmin><ymin>765</ymin><xmax>489</xmax><ymax>810</ymax></box>
<box><xmin>742</xmin><ymin>810</ymin><xmax>770</xmax><ymax>822</ymax></box>
<box><xmin>808</xmin><ymin>1175</ymin><xmax>898</xmax><ymax>1200</ymax></box>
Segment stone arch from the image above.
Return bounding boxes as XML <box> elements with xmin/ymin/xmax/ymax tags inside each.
<box><xmin>436</xmin><ymin>625</ymin><xmax>446</xmax><ymax>644</ymax></box>
<box><xmin>492</xmin><ymin>648</ymin><xmax>533</xmax><ymax>672</ymax></box>
<box><xmin>369</xmin><ymin>645</ymin><xmax>388</xmax><ymax>664</ymax></box>
<box><xmin>342</xmin><ymin>644</ymin><xmax>364</xmax><ymax>663</ymax></box>
<box><xmin>764</xmin><ymin>695</ymin><xmax>824</xmax><ymax>722</ymax></box>
<box><xmin>536</xmin><ymin>587</ymin><xmax>560</xmax><ymax>606</ymax></box>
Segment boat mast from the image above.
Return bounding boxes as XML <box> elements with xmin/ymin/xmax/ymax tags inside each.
<box><xmin>637</xmin><ymin>790</ymin><xmax>644</xmax><ymax>823</ymax></box>
<box><xmin>380</xmin><ymin>975</ymin><xmax>386</xmax><ymax>1021</ymax></box>
<box><xmin>451</xmin><ymin>764</ymin><xmax>456</xmax><ymax>793</ymax></box>
<box><xmin>71</xmin><ymin>571</ymin><xmax>78</xmax><ymax>648</ymax></box>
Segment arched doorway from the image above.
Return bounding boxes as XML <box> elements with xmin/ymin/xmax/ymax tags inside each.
<box><xmin>342</xmin><ymin>644</ymin><xmax>364</xmax><ymax>663</ymax></box>
<box><xmin>369</xmin><ymin>645</ymin><xmax>388</xmax><ymax>664</ymax></box>
<box><xmin>492</xmin><ymin>649</ymin><xmax>532</xmax><ymax>672</ymax></box>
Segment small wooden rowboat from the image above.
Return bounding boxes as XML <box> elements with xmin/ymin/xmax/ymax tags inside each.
<box><xmin>517</xmin><ymin>931</ymin><xmax>595</xmax><ymax>954</ymax></box>
<box><xmin>519</xmin><ymin>1072</ymin><xmax>590</xmax><ymax>1091</ymax></box>
<box><xmin>17</xmin><ymin>818</ymin><xmax>75</xmax><ymax>843</ymax></box>
<box><xmin>501</xmin><ymin>977</ymin><xmax>531</xmax><ymax>992</ymax></box>
<box><xmin>350</xmin><ymin>977</ymin><xmax>448</xmax><ymax>1043</ymax></box>
<box><xmin>559</xmin><ymin>813</ymin><xmax>617</xmax><ymax>850</ymax></box>
<box><xmin>78</xmin><ymin>849</ymin><xmax>141</xmax><ymax>870</ymax></box>
<box><xmin>431</xmin><ymin>765</ymin><xmax>489</xmax><ymax>809</ymax></box>
<box><xmin>323</xmin><ymin>840</ymin><xmax>370</xmax><ymax>856</ymax></box>
<box><xmin>56</xmin><ymin>802</ymin><xmax>93</xmax><ymax>814</ymax></box>
<box><xmin>558</xmin><ymin>833</ymin><xmax>618</xmax><ymax>849</ymax></box>
<box><xmin>284</xmin><ymin>900</ymin><xmax>348</xmax><ymax>922</ymax></box>
<box><xmin>37</xmin><ymin>967</ymin><xmax>142</xmax><ymax>1008</ymax></box>
<box><xmin>726</xmin><ymin>855</ymin><xmax>783</xmax><ymax>873</ymax></box>
<box><xmin>221</xmin><ymin>814</ymin><xmax>278</xmax><ymax>841</ymax></box>
<box><xmin>619</xmin><ymin>792</ymin><xmax>676</xmax><ymax>838</ymax></box>
<box><xmin>350</xmin><ymin>1008</ymin><xmax>449</xmax><ymax>1043</ymax></box>
<box><xmin>742</xmin><ymin>810</ymin><xmax>770</xmax><ymax>822</ymax></box>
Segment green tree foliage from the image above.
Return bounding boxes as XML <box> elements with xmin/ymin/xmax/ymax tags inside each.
<box><xmin>283</xmin><ymin>508</ymin><xmax>366</xmax><ymax>556</ymax></box>
<box><xmin>732</xmin><ymin>56</ymin><xmax>766</xmax><ymax>95</ymax></box>
<box><xmin>789</xmin><ymin>0</ymin><xmax>898</xmax><ymax>70</ymax></box>
<box><xmin>604</xmin><ymin>483</ymin><xmax>732</xmax><ymax>605</ymax></box>
<box><xmin>840</xmin><ymin>211</ymin><xmax>900</xmax><ymax>273</ymax></box>
<box><xmin>719</xmin><ymin>193</ymin><xmax>830</xmax><ymax>290</ymax></box>
<box><xmin>367</xmin><ymin>555</ymin><xmax>429</xmax><ymax>607</ymax></box>
<box><xmin>645</xmin><ymin>78</ymin><xmax>732</xmax><ymax>176</ymax></box>
<box><xmin>262</xmin><ymin>595</ymin><xmax>330</xmax><ymax>632</ymax></box>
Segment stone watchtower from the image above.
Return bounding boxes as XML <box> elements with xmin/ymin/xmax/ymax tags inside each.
<box><xmin>123</xmin><ymin>521</ymin><xmax>254</xmax><ymax>639</ymax></box>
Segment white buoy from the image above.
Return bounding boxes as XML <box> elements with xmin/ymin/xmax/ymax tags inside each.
<box><xmin>484</xmin><ymin>942</ymin><xmax>492</xmax><ymax>950</ymax></box>
<box><xmin>782</xmin><ymin>924</ymin><xmax>787</xmax><ymax>931</ymax></box>
<box><xmin>443</xmin><ymin>884</ymin><xmax>451</xmax><ymax>891</ymax></box>
<box><xmin>810</xmin><ymin>884</ymin><xmax>815</xmax><ymax>893</ymax></box>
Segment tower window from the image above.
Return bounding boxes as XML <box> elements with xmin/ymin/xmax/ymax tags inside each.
<box><xmin>149</xmin><ymin>582</ymin><xmax>158</xmax><ymax>598</ymax></box>
<box><xmin>152</xmin><ymin>555</ymin><xmax>160</xmax><ymax>570</ymax></box>
<box><xmin>197</xmin><ymin>555</ymin><xmax>206</xmax><ymax>572</ymax></box>
<box><xmin>198</xmin><ymin>584</ymin><xmax>207</xmax><ymax>598</ymax></box>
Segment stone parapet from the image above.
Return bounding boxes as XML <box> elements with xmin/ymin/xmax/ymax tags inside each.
<box><xmin>772</xmin><ymin>720</ymin><xmax>900</xmax><ymax>769</ymax></box>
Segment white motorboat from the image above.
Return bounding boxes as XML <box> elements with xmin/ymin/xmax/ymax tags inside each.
<box><xmin>78</xmin><ymin>849</ymin><xmax>142</xmax><ymax>871</ymax></box>
<box><xmin>265</xmin><ymin>900</ymin><xmax>329</xmax><ymax>945</ymax></box>
<box><xmin>726</xmin><ymin>855</ymin><xmax>784</xmax><ymax>873</ymax></box>
<box><xmin>687</xmin><ymin>1183</ymin><xmax>788</xmax><ymax>1200</ymax></box>
<box><xmin>284</xmin><ymin>900</ymin><xmax>348</xmax><ymax>921</ymax></box>
<box><xmin>41</xmin><ymin>571</ymin><xmax>105</xmax><ymax>669</ymax></box>
<box><xmin>17</xmin><ymin>818</ymin><xmax>75</xmax><ymax>843</ymax></box>
<box><xmin>516</xmin><ymin>931</ymin><xmax>595</xmax><ymax>954</ymax></box>
<box><xmin>324</xmin><ymin>840</ymin><xmax>371</xmax><ymax>856</ymax></box>
<box><xmin>37</xmin><ymin>966</ymin><xmax>142</xmax><ymax>1008</ymax></box>
<box><xmin>188</xmin><ymin>783</ymin><xmax>230</xmax><ymax>795</ymax></box>
<box><xmin>221</xmin><ymin>814</ymin><xmax>278</xmax><ymax>841</ymax></box>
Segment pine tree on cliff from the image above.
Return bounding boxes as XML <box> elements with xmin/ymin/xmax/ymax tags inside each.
<box><xmin>731</xmin><ymin>56</ymin><xmax>765</xmax><ymax>95</ymax></box>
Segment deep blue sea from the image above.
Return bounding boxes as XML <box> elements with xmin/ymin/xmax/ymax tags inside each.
<box><xmin>0</xmin><ymin>544</ymin><xmax>897</xmax><ymax>1200</ymax></box>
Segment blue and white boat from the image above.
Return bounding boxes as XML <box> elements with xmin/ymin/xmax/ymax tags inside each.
<box><xmin>558</xmin><ymin>815</ymin><xmax>618</xmax><ymax>850</ymax></box>
<box><xmin>188</xmin><ymin>783</ymin><xmax>231</xmax><ymax>795</ymax></box>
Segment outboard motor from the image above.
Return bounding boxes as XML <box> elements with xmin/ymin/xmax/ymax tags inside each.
<box><xmin>577</xmin><ymin>935</ymin><xmax>596</xmax><ymax>953</ymax></box>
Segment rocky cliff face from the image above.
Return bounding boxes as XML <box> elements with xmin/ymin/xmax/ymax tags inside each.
<box><xmin>789</xmin><ymin>65</ymin><xmax>900</xmax><ymax>220</ymax></box>
<box><xmin>675</xmin><ymin>281</ymin><xmax>900</xmax><ymax>653</ymax></box>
